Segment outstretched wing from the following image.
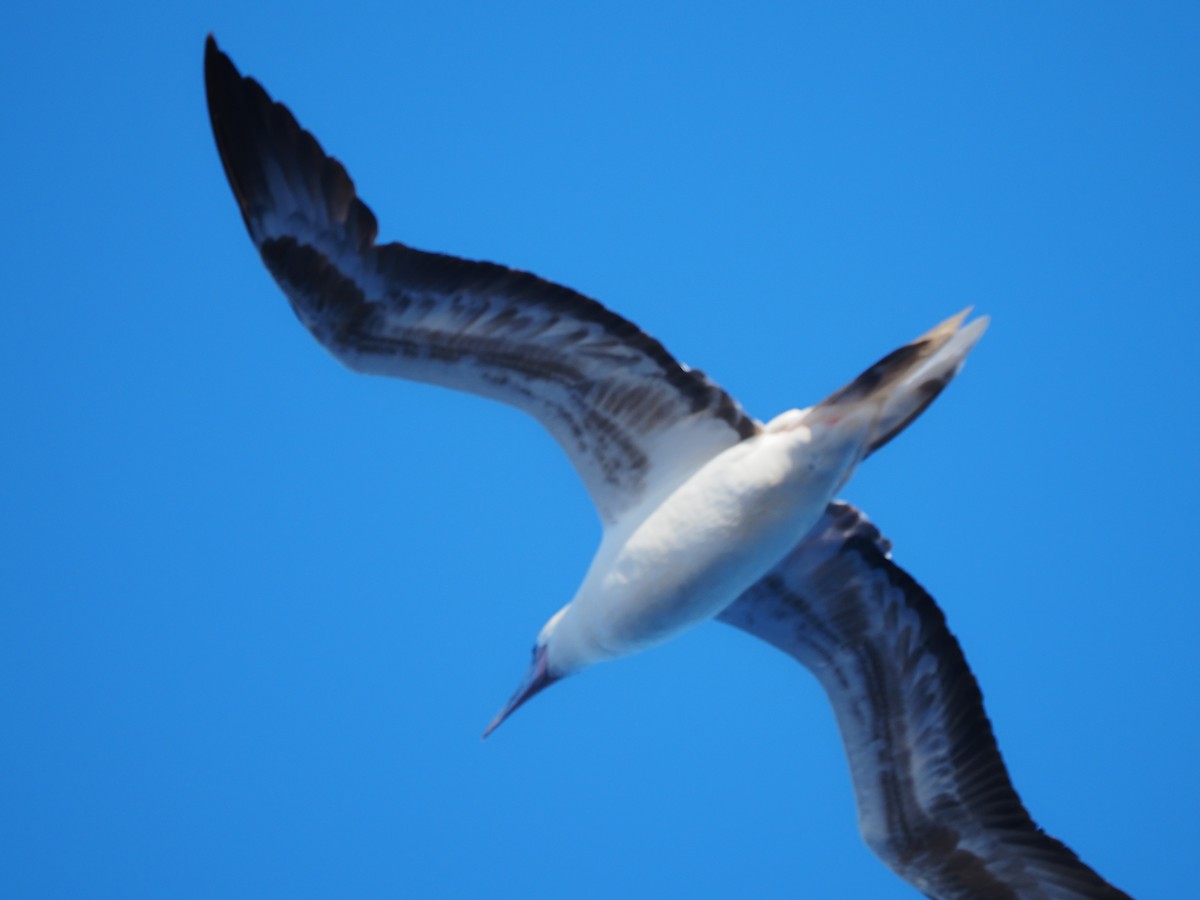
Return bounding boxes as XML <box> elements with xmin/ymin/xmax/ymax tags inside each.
<box><xmin>718</xmin><ymin>503</ymin><xmax>1129</xmax><ymax>900</ymax></box>
<box><xmin>204</xmin><ymin>37</ymin><xmax>759</xmax><ymax>527</ymax></box>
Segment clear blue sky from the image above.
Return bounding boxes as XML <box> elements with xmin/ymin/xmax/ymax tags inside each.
<box><xmin>3</xmin><ymin>3</ymin><xmax>1196</xmax><ymax>897</ymax></box>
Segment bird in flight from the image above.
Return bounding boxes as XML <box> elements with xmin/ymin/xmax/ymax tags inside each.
<box><xmin>204</xmin><ymin>36</ymin><xmax>1129</xmax><ymax>899</ymax></box>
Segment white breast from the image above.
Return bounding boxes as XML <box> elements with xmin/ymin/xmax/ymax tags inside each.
<box><xmin>547</xmin><ymin>408</ymin><xmax>873</xmax><ymax>670</ymax></box>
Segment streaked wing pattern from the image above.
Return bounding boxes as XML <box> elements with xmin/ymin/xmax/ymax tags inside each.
<box><xmin>718</xmin><ymin>503</ymin><xmax>1129</xmax><ymax>900</ymax></box>
<box><xmin>204</xmin><ymin>37</ymin><xmax>759</xmax><ymax>526</ymax></box>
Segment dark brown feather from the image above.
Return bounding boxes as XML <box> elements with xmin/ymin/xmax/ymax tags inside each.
<box><xmin>719</xmin><ymin>503</ymin><xmax>1130</xmax><ymax>900</ymax></box>
<box><xmin>204</xmin><ymin>36</ymin><xmax>759</xmax><ymax>523</ymax></box>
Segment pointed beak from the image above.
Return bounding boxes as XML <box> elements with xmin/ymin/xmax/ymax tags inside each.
<box><xmin>482</xmin><ymin>646</ymin><xmax>558</xmax><ymax>739</ymax></box>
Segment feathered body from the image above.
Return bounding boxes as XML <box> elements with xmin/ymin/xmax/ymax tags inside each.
<box><xmin>204</xmin><ymin>36</ymin><xmax>1129</xmax><ymax>900</ymax></box>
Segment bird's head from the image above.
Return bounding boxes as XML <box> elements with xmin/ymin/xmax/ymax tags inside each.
<box><xmin>482</xmin><ymin>606</ymin><xmax>573</xmax><ymax>739</ymax></box>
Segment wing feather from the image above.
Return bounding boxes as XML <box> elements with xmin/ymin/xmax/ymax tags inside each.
<box><xmin>718</xmin><ymin>503</ymin><xmax>1129</xmax><ymax>900</ymax></box>
<box><xmin>204</xmin><ymin>37</ymin><xmax>759</xmax><ymax>526</ymax></box>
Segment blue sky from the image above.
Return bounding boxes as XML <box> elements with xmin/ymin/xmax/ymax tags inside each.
<box><xmin>3</xmin><ymin>3</ymin><xmax>1197</xmax><ymax>897</ymax></box>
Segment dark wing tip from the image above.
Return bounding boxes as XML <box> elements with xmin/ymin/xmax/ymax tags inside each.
<box><xmin>203</xmin><ymin>36</ymin><xmax>379</xmax><ymax>251</ymax></box>
<box><xmin>203</xmin><ymin>34</ymin><xmax>271</xmax><ymax>236</ymax></box>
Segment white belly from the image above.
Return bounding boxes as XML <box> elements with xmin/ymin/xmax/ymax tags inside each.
<box><xmin>557</xmin><ymin>415</ymin><xmax>868</xmax><ymax>666</ymax></box>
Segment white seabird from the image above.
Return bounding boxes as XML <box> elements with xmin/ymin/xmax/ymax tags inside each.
<box><xmin>204</xmin><ymin>37</ymin><xmax>1129</xmax><ymax>900</ymax></box>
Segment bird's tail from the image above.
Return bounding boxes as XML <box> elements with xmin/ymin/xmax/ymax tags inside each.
<box><xmin>809</xmin><ymin>309</ymin><xmax>988</xmax><ymax>460</ymax></box>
